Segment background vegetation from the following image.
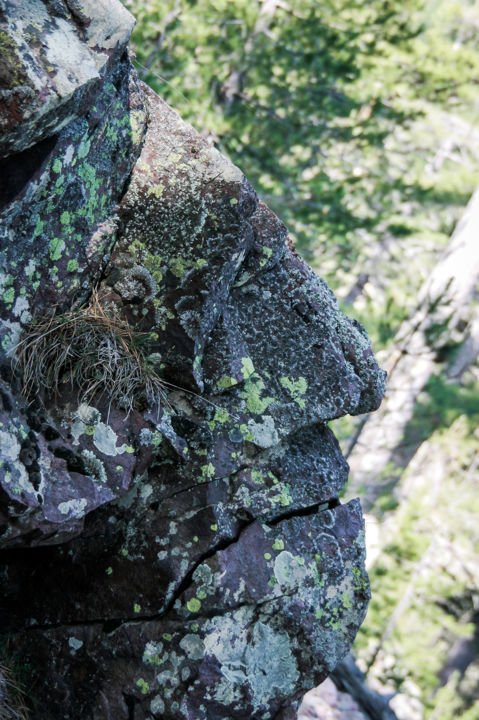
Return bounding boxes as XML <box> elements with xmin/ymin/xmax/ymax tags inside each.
<box><xmin>122</xmin><ymin>1</ymin><xmax>479</xmax><ymax>717</ymax></box>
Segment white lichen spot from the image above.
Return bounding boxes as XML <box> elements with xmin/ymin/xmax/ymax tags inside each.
<box><xmin>179</xmin><ymin>633</ymin><xmax>205</xmax><ymax>661</ymax></box>
<box><xmin>93</xmin><ymin>422</ymin><xmax>125</xmax><ymax>456</ymax></box>
<box><xmin>274</xmin><ymin>550</ymin><xmax>308</xmax><ymax>589</ymax></box>
<box><xmin>58</xmin><ymin>498</ymin><xmax>88</xmax><ymax>518</ymax></box>
<box><xmin>202</xmin><ymin>610</ymin><xmax>298</xmax><ymax>709</ymax></box>
<box><xmin>0</xmin><ymin>319</ymin><xmax>21</xmax><ymax>356</ymax></box>
<box><xmin>247</xmin><ymin>416</ymin><xmax>279</xmax><ymax>449</ymax></box>
<box><xmin>81</xmin><ymin>449</ymin><xmax>107</xmax><ymax>483</ymax></box>
<box><xmin>150</xmin><ymin>696</ymin><xmax>165</xmax><ymax>715</ymax></box>
<box><xmin>140</xmin><ymin>428</ymin><xmax>163</xmax><ymax>448</ymax></box>
<box><xmin>203</xmin><ymin>615</ymin><xmax>248</xmax><ymax>693</ymax></box>
<box><xmin>0</xmin><ymin>431</ymin><xmax>21</xmax><ymax>462</ymax></box>
<box><xmin>140</xmin><ymin>483</ymin><xmax>153</xmax><ymax>502</ymax></box>
<box><xmin>245</xmin><ymin>622</ymin><xmax>299</xmax><ymax>709</ymax></box>
<box><xmin>72</xmin><ymin>404</ymin><xmax>99</xmax><ymax>444</ymax></box>
<box><xmin>68</xmin><ymin>637</ymin><xmax>83</xmax><ymax>653</ymax></box>
<box><xmin>12</xmin><ymin>296</ymin><xmax>30</xmax><ymax>322</ymax></box>
<box><xmin>64</xmin><ymin>144</ymin><xmax>74</xmax><ymax>165</ymax></box>
<box><xmin>155</xmin><ymin>668</ymin><xmax>179</xmax><ymax>689</ymax></box>
<box><xmin>71</xmin><ymin>405</ymin><xmax>126</xmax><ymax>456</ymax></box>
<box><xmin>25</xmin><ymin>258</ymin><xmax>37</xmax><ymax>276</ymax></box>
<box><xmin>143</xmin><ymin>641</ymin><xmax>163</xmax><ymax>667</ymax></box>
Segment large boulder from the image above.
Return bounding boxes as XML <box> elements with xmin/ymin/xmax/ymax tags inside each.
<box><xmin>0</xmin><ymin>2</ymin><xmax>385</xmax><ymax>719</ymax></box>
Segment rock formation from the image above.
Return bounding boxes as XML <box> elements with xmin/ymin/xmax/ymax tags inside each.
<box><xmin>0</xmin><ymin>2</ymin><xmax>385</xmax><ymax>718</ymax></box>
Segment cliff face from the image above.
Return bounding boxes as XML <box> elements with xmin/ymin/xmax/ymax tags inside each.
<box><xmin>0</xmin><ymin>2</ymin><xmax>385</xmax><ymax>719</ymax></box>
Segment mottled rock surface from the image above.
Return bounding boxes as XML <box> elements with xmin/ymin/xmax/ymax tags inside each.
<box><xmin>0</xmin><ymin>2</ymin><xmax>385</xmax><ymax>719</ymax></box>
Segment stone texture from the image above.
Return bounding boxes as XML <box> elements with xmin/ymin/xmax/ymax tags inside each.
<box><xmin>0</xmin><ymin>2</ymin><xmax>385</xmax><ymax>718</ymax></box>
<box><xmin>0</xmin><ymin>0</ymin><xmax>135</xmax><ymax>158</ymax></box>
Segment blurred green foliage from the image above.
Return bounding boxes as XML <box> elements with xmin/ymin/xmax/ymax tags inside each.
<box><xmin>358</xmin><ymin>416</ymin><xmax>479</xmax><ymax>719</ymax></box>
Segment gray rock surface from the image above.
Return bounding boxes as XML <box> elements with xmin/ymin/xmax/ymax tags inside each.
<box><xmin>0</xmin><ymin>2</ymin><xmax>385</xmax><ymax>718</ymax></box>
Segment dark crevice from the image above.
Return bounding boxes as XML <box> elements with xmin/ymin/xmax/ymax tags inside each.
<box><xmin>292</xmin><ymin>300</ymin><xmax>312</xmax><ymax>323</ymax></box>
<box><xmin>122</xmin><ymin>692</ymin><xmax>136</xmax><ymax>720</ymax></box>
<box><xmin>2</xmin><ymin>616</ymin><xmax>106</xmax><ymax>635</ymax></box>
<box><xmin>0</xmin><ymin>385</ymin><xmax>13</xmax><ymax>412</ymax></box>
<box><xmin>267</xmin><ymin>497</ymin><xmax>339</xmax><ymax>526</ymax></box>
<box><xmin>159</xmin><ymin>498</ymin><xmax>341</xmax><ymax>617</ymax></box>
<box><xmin>95</xmin><ymin>63</ymin><xmax>150</xmax><ymax>290</ymax></box>
<box><xmin>151</xmin><ymin>469</ymin><xmax>240</xmax><ymax>506</ymax></box>
<box><xmin>152</xmin><ymin>501</ymin><xmax>218</xmax><ymax>524</ymax></box>
<box><xmin>159</xmin><ymin>517</ymin><xmax>253</xmax><ymax>616</ymax></box>
<box><xmin>117</xmin><ymin>67</ymin><xmax>150</xmax><ymax>207</ymax></box>
<box><xmin>5</xmin><ymin>591</ymin><xmax>298</xmax><ymax>639</ymax></box>
<box><xmin>51</xmin><ymin>445</ymin><xmax>87</xmax><ymax>474</ymax></box>
<box><xmin>102</xmin><ymin>618</ymin><xmax>124</xmax><ymax>634</ymax></box>
<box><xmin>13</xmin><ymin>521</ymin><xmax>255</xmax><ymax>636</ymax></box>
<box><xmin>0</xmin><ymin>135</ymin><xmax>58</xmax><ymax>211</ymax></box>
<box><xmin>172</xmin><ymin>591</ymin><xmax>296</xmax><ymax>624</ymax></box>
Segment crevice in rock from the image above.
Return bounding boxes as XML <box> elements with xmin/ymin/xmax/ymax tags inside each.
<box><xmin>7</xmin><ymin>590</ymin><xmax>299</xmax><ymax>638</ymax></box>
<box><xmin>159</xmin><ymin>516</ymin><xmax>253</xmax><ymax>615</ymax></box>
<box><xmin>150</xmin><ymin>470</ymin><xmax>236</xmax><ymax>505</ymax></box>
<box><xmin>116</xmin><ymin>99</ymin><xmax>148</xmax><ymax>211</ymax></box>
<box><xmin>122</xmin><ymin>692</ymin><xmax>137</xmax><ymax>720</ymax></box>
<box><xmin>267</xmin><ymin>497</ymin><xmax>340</xmax><ymax>526</ymax></box>
<box><xmin>96</xmin><ymin>65</ymin><xmax>150</xmax><ymax>289</ymax></box>
<box><xmin>0</xmin><ymin>134</ymin><xmax>58</xmax><ymax>211</ymax></box>
<box><xmin>102</xmin><ymin>618</ymin><xmax>124</xmax><ymax>634</ymax></box>
<box><xmin>178</xmin><ymin>591</ymin><xmax>297</xmax><ymax>624</ymax></box>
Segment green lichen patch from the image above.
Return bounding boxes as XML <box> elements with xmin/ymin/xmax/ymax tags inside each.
<box><xmin>241</xmin><ymin>356</ymin><xmax>255</xmax><ymax>380</ymax></box>
<box><xmin>279</xmin><ymin>375</ymin><xmax>308</xmax><ymax>409</ymax></box>
<box><xmin>217</xmin><ymin>375</ymin><xmax>238</xmax><ymax>389</ymax></box>
<box><xmin>186</xmin><ymin>598</ymin><xmax>201</xmax><ymax>613</ymax></box>
<box><xmin>135</xmin><ymin>677</ymin><xmax>149</xmax><ymax>695</ymax></box>
<box><xmin>241</xmin><ymin>374</ymin><xmax>275</xmax><ymax>415</ymax></box>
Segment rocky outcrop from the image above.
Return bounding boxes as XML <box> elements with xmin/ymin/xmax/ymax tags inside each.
<box><xmin>0</xmin><ymin>2</ymin><xmax>385</xmax><ymax>719</ymax></box>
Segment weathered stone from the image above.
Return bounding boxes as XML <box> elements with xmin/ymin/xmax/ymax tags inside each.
<box><xmin>0</xmin><ymin>2</ymin><xmax>385</xmax><ymax>718</ymax></box>
<box><xmin>0</xmin><ymin>0</ymin><xmax>135</xmax><ymax>158</ymax></box>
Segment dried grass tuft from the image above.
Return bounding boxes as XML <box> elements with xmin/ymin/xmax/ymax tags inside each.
<box><xmin>0</xmin><ymin>663</ymin><xmax>29</xmax><ymax>720</ymax></box>
<box><xmin>15</xmin><ymin>290</ymin><xmax>167</xmax><ymax>414</ymax></box>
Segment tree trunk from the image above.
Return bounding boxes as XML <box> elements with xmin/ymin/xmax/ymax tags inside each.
<box><xmin>331</xmin><ymin>654</ymin><xmax>399</xmax><ymax>720</ymax></box>
<box><xmin>345</xmin><ymin>186</ymin><xmax>479</xmax><ymax>508</ymax></box>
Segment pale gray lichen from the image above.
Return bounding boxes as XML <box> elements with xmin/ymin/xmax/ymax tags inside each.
<box><xmin>113</xmin><ymin>265</ymin><xmax>158</xmax><ymax>303</ymax></box>
<box><xmin>68</xmin><ymin>637</ymin><xmax>83</xmax><ymax>654</ymax></box>
<box><xmin>273</xmin><ymin>550</ymin><xmax>309</xmax><ymax>589</ymax></box>
<box><xmin>247</xmin><ymin>415</ymin><xmax>279</xmax><ymax>448</ymax></box>
<box><xmin>245</xmin><ymin>621</ymin><xmax>299</xmax><ymax>710</ymax></box>
<box><xmin>57</xmin><ymin>498</ymin><xmax>88</xmax><ymax>518</ymax></box>
<box><xmin>179</xmin><ymin>634</ymin><xmax>205</xmax><ymax>661</ymax></box>
<box><xmin>93</xmin><ymin>422</ymin><xmax>126</xmax><ymax>456</ymax></box>
<box><xmin>81</xmin><ymin>449</ymin><xmax>107</xmax><ymax>483</ymax></box>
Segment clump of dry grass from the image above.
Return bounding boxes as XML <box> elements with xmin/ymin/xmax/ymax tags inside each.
<box><xmin>0</xmin><ymin>663</ymin><xmax>29</xmax><ymax>720</ymax></box>
<box><xmin>15</xmin><ymin>290</ymin><xmax>167</xmax><ymax>414</ymax></box>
